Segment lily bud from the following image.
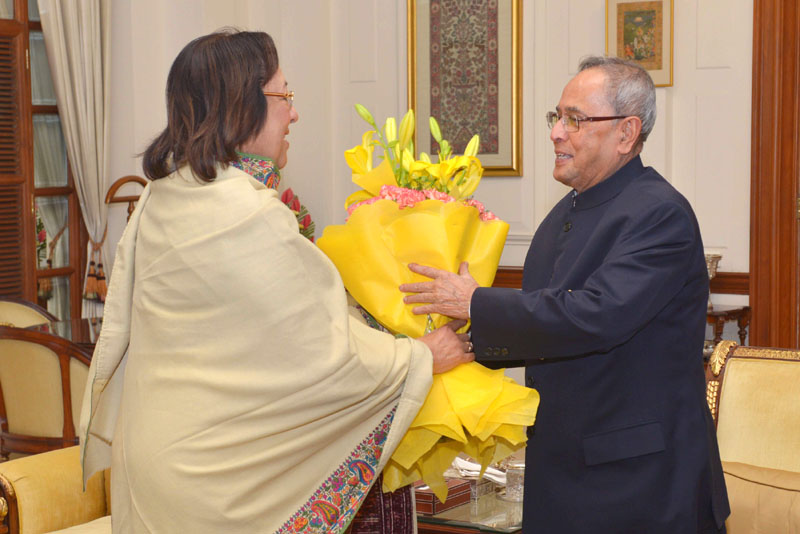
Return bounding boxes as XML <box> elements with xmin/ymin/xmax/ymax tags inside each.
<box><xmin>355</xmin><ymin>103</ymin><xmax>377</xmax><ymax>127</ymax></box>
<box><xmin>398</xmin><ymin>109</ymin><xmax>415</xmax><ymax>150</ymax></box>
<box><xmin>384</xmin><ymin>117</ymin><xmax>397</xmax><ymax>142</ymax></box>
<box><xmin>464</xmin><ymin>134</ymin><xmax>480</xmax><ymax>157</ymax></box>
<box><xmin>429</xmin><ymin>117</ymin><xmax>443</xmax><ymax>143</ymax></box>
<box><xmin>361</xmin><ymin>131</ymin><xmax>375</xmax><ymax>170</ymax></box>
<box><xmin>401</xmin><ymin>147</ymin><xmax>415</xmax><ymax>172</ymax></box>
<box><xmin>439</xmin><ymin>139</ymin><xmax>451</xmax><ymax>161</ymax></box>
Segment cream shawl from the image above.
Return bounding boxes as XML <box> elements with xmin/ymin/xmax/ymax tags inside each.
<box><xmin>79</xmin><ymin>164</ymin><xmax>432</xmax><ymax>533</ymax></box>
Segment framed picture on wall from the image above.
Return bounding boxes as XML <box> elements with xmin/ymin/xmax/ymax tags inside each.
<box><xmin>606</xmin><ymin>0</ymin><xmax>673</xmax><ymax>87</ymax></box>
<box><xmin>407</xmin><ymin>0</ymin><xmax>522</xmax><ymax>176</ymax></box>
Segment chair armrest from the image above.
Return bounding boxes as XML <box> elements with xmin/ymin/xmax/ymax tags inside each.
<box><xmin>0</xmin><ymin>446</ymin><xmax>107</xmax><ymax>534</ymax></box>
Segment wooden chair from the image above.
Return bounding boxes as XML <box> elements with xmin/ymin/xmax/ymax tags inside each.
<box><xmin>0</xmin><ymin>325</ymin><xmax>91</xmax><ymax>460</ymax></box>
<box><xmin>0</xmin><ymin>297</ymin><xmax>57</xmax><ymax>328</ymax></box>
<box><xmin>105</xmin><ymin>175</ymin><xmax>147</xmax><ymax>222</ymax></box>
<box><xmin>705</xmin><ymin>341</ymin><xmax>800</xmax><ymax>532</ymax></box>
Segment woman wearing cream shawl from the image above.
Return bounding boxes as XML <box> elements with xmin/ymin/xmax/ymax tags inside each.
<box><xmin>79</xmin><ymin>30</ymin><xmax>473</xmax><ymax>534</ymax></box>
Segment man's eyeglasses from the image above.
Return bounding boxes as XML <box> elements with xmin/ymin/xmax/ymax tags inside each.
<box><xmin>263</xmin><ymin>90</ymin><xmax>295</xmax><ymax>109</ymax></box>
<box><xmin>545</xmin><ymin>111</ymin><xmax>625</xmax><ymax>132</ymax></box>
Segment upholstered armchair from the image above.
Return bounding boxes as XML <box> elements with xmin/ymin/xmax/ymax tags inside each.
<box><xmin>706</xmin><ymin>341</ymin><xmax>800</xmax><ymax>532</ymax></box>
<box><xmin>0</xmin><ymin>446</ymin><xmax>110</xmax><ymax>533</ymax></box>
<box><xmin>0</xmin><ymin>326</ymin><xmax>91</xmax><ymax>459</ymax></box>
<box><xmin>0</xmin><ymin>298</ymin><xmax>57</xmax><ymax>328</ymax></box>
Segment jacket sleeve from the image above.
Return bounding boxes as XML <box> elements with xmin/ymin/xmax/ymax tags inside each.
<box><xmin>471</xmin><ymin>200</ymin><xmax>701</xmax><ymax>361</ymax></box>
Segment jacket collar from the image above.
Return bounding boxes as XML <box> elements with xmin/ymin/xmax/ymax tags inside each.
<box><xmin>572</xmin><ymin>155</ymin><xmax>643</xmax><ymax>211</ymax></box>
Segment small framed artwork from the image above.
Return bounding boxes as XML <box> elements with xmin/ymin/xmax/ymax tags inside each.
<box><xmin>408</xmin><ymin>0</ymin><xmax>522</xmax><ymax>176</ymax></box>
<box><xmin>606</xmin><ymin>0</ymin><xmax>673</xmax><ymax>87</ymax></box>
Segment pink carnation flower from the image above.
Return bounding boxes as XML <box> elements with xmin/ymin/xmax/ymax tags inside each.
<box><xmin>346</xmin><ymin>185</ymin><xmax>500</xmax><ymax>222</ymax></box>
<box><xmin>381</xmin><ymin>185</ymin><xmax>425</xmax><ymax>208</ymax></box>
<box><xmin>346</xmin><ymin>196</ymin><xmax>381</xmax><ymax>217</ymax></box>
<box><xmin>423</xmin><ymin>189</ymin><xmax>455</xmax><ymax>203</ymax></box>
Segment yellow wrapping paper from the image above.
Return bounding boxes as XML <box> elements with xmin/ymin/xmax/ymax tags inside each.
<box><xmin>318</xmin><ymin>197</ymin><xmax>539</xmax><ymax>503</ymax></box>
<box><xmin>319</xmin><ymin>140</ymin><xmax>539</xmax><ymax>501</ymax></box>
<box><xmin>381</xmin><ymin>363</ymin><xmax>540</xmax><ymax>501</ymax></box>
<box><xmin>318</xmin><ymin>198</ymin><xmax>509</xmax><ymax>338</ymax></box>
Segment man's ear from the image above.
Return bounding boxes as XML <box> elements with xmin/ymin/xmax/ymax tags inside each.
<box><xmin>618</xmin><ymin>116</ymin><xmax>642</xmax><ymax>154</ymax></box>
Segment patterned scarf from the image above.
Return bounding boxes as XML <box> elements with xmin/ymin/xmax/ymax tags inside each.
<box><xmin>230</xmin><ymin>152</ymin><xmax>281</xmax><ymax>190</ymax></box>
<box><xmin>231</xmin><ymin>152</ymin><xmax>315</xmax><ymax>242</ymax></box>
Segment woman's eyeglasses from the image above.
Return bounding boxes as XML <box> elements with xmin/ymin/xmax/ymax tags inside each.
<box><xmin>263</xmin><ymin>90</ymin><xmax>294</xmax><ymax>109</ymax></box>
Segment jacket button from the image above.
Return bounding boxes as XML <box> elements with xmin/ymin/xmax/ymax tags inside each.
<box><xmin>526</xmin><ymin>377</ymin><xmax>534</xmax><ymax>387</ymax></box>
<box><xmin>563</xmin><ymin>222</ymin><xmax>572</xmax><ymax>232</ymax></box>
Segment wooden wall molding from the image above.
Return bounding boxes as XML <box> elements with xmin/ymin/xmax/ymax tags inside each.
<box><xmin>749</xmin><ymin>0</ymin><xmax>800</xmax><ymax>347</ymax></box>
<box><xmin>494</xmin><ymin>267</ymin><xmax>750</xmax><ymax>296</ymax></box>
<box><xmin>492</xmin><ymin>266</ymin><xmax>523</xmax><ymax>288</ymax></box>
<box><xmin>711</xmin><ymin>272</ymin><xmax>750</xmax><ymax>295</ymax></box>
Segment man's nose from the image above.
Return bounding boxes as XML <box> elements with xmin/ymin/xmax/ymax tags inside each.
<box><xmin>550</xmin><ymin>118</ymin><xmax>567</xmax><ymax>142</ymax></box>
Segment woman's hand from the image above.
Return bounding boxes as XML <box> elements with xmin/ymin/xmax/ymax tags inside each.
<box><xmin>418</xmin><ymin>319</ymin><xmax>474</xmax><ymax>374</ymax></box>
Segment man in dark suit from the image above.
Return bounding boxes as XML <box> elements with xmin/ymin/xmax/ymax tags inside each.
<box><xmin>401</xmin><ymin>56</ymin><xmax>729</xmax><ymax>533</ymax></box>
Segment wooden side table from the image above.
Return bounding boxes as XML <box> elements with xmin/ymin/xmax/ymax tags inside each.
<box><xmin>706</xmin><ymin>305</ymin><xmax>751</xmax><ymax>346</ymax></box>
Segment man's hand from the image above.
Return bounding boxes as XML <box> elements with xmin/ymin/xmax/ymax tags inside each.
<box><xmin>400</xmin><ymin>262</ymin><xmax>478</xmax><ymax>320</ymax></box>
<box><xmin>418</xmin><ymin>319</ymin><xmax>474</xmax><ymax>374</ymax></box>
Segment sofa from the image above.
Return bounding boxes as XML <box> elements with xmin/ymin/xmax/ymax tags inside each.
<box><xmin>706</xmin><ymin>340</ymin><xmax>800</xmax><ymax>532</ymax></box>
<box><xmin>0</xmin><ymin>446</ymin><xmax>109</xmax><ymax>533</ymax></box>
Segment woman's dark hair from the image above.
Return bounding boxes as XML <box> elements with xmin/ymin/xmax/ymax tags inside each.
<box><xmin>143</xmin><ymin>29</ymin><xmax>279</xmax><ymax>181</ymax></box>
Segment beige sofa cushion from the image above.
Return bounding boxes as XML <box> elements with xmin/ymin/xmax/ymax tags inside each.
<box><xmin>723</xmin><ymin>461</ymin><xmax>800</xmax><ymax>533</ymax></box>
<box><xmin>48</xmin><ymin>515</ymin><xmax>111</xmax><ymax>533</ymax></box>
<box><xmin>716</xmin><ymin>358</ymin><xmax>800</xmax><ymax>472</ymax></box>
<box><xmin>0</xmin><ymin>447</ymin><xmax>107</xmax><ymax>533</ymax></box>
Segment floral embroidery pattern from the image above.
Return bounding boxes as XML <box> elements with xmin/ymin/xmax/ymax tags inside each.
<box><xmin>281</xmin><ymin>188</ymin><xmax>316</xmax><ymax>242</ymax></box>
<box><xmin>230</xmin><ymin>154</ymin><xmax>281</xmax><ymax>190</ymax></box>
<box><xmin>276</xmin><ymin>407</ymin><xmax>396</xmax><ymax>534</ymax></box>
<box><xmin>231</xmin><ymin>155</ymin><xmax>316</xmax><ymax>242</ymax></box>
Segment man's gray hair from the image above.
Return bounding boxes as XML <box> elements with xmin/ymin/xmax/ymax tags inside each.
<box><xmin>578</xmin><ymin>55</ymin><xmax>656</xmax><ymax>144</ymax></box>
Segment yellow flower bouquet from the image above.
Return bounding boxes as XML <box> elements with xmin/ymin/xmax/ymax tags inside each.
<box><xmin>317</xmin><ymin>105</ymin><xmax>538</xmax><ymax>501</ymax></box>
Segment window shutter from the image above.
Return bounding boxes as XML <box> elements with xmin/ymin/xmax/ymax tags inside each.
<box><xmin>0</xmin><ymin>31</ymin><xmax>28</xmax><ymax>298</ymax></box>
<box><xmin>0</xmin><ymin>34</ymin><xmax>20</xmax><ymax>174</ymax></box>
<box><xmin>0</xmin><ymin>183</ymin><xmax>24</xmax><ymax>295</ymax></box>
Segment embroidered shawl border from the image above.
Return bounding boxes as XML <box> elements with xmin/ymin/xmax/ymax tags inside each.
<box><xmin>275</xmin><ymin>406</ymin><xmax>397</xmax><ymax>534</ymax></box>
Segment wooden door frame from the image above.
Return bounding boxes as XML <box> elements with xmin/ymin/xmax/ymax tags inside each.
<box><xmin>749</xmin><ymin>0</ymin><xmax>800</xmax><ymax>347</ymax></box>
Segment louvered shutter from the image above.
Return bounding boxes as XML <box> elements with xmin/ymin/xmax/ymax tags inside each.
<box><xmin>0</xmin><ymin>30</ymin><xmax>30</xmax><ymax>298</ymax></box>
<box><xmin>0</xmin><ymin>183</ymin><xmax>23</xmax><ymax>295</ymax></box>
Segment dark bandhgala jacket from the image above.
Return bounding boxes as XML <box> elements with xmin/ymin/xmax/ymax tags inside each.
<box><xmin>471</xmin><ymin>156</ymin><xmax>730</xmax><ymax>533</ymax></box>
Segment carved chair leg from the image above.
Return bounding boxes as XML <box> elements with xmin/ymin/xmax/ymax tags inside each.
<box><xmin>713</xmin><ymin>318</ymin><xmax>725</xmax><ymax>346</ymax></box>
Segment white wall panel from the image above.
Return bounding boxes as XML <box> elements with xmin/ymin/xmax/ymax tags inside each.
<box><xmin>567</xmin><ymin>0</ymin><xmax>605</xmax><ymax>74</ymax></box>
<box><xmin>696</xmin><ymin>0</ymin><xmax>734</xmax><ymax>69</ymax></box>
<box><xmin>105</xmin><ymin>0</ymin><xmax>753</xmax><ymax>304</ymax></box>
<box><xmin>695</xmin><ymin>92</ymin><xmax>750</xmax><ymax>269</ymax></box>
<box><xmin>347</xmin><ymin>0</ymin><xmax>378</xmax><ymax>82</ymax></box>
